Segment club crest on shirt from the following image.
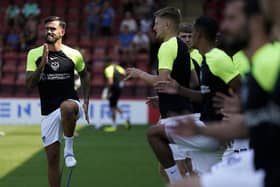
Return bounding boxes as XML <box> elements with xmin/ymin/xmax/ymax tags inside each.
<box><xmin>50</xmin><ymin>61</ymin><xmax>60</xmax><ymax>71</ymax></box>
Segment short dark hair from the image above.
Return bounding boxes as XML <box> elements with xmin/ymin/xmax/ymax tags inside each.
<box><xmin>179</xmin><ymin>22</ymin><xmax>193</xmax><ymax>33</ymax></box>
<box><xmin>226</xmin><ymin>0</ymin><xmax>272</xmax><ymax>35</ymax></box>
<box><xmin>154</xmin><ymin>7</ymin><xmax>181</xmax><ymax>30</ymax></box>
<box><xmin>194</xmin><ymin>16</ymin><xmax>218</xmax><ymax>42</ymax></box>
<box><xmin>244</xmin><ymin>0</ymin><xmax>272</xmax><ymax>34</ymax></box>
<box><xmin>44</xmin><ymin>16</ymin><xmax>66</xmax><ymax>29</ymax></box>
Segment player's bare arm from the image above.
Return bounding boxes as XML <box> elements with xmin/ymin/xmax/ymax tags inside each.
<box><xmin>107</xmin><ymin>77</ymin><xmax>114</xmax><ymax>86</ymax></box>
<box><xmin>212</xmin><ymin>75</ymin><xmax>241</xmax><ymax>115</ymax></box>
<box><xmin>154</xmin><ymin>75</ymin><xmax>202</xmax><ymax>102</ymax></box>
<box><xmin>79</xmin><ymin>68</ymin><xmax>90</xmax><ymax>123</ymax></box>
<box><xmin>124</xmin><ymin>68</ymin><xmax>170</xmax><ymax>86</ymax></box>
<box><xmin>189</xmin><ymin>70</ymin><xmax>199</xmax><ymax>89</ymax></box>
<box><xmin>170</xmin><ymin>113</ymin><xmax>249</xmax><ymax>141</ymax></box>
<box><xmin>212</xmin><ymin>88</ymin><xmax>241</xmax><ymax>115</ymax></box>
<box><xmin>26</xmin><ymin>43</ymin><xmax>49</xmax><ymax>88</ymax></box>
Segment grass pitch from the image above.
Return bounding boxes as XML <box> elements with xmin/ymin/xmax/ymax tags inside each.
<box><xmin>0</xmin><ymin>125</ymin><xmax>164</xmax><ymax>187</ymax></box>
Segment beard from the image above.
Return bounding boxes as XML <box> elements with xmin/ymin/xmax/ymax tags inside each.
<box><xmin>44</xmin><ymin>34</ymin><xmax>59</xmax><ymax>44</ymax></box>
<box><xmin>219</xmin><ymin>30</ymin><xmax>249</xmax><ymax>56</ymax></box>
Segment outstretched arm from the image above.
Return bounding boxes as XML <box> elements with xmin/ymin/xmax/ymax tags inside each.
<box><xmin>170</xmin><ymin>114</ymin><xmax>248</xmax><ymax>141</ymax></box>
<box><xmin>125</xmin><ymin>68</ymin><xmax>170</xmax><ymax>86</ymax></box>
<box><xmin>154</xmin><ymin>76</ymin><xmax>202</xmax><ymax>102</ymax></box>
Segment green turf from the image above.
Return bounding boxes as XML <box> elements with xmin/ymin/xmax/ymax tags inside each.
<box><xmin>0</xmin><ymin>125</ymin><xmax>164</xmax><ymax>187</ymax></box>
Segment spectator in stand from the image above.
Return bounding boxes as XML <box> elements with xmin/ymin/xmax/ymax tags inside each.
<box><xmin>85</xmin><ymin>0</ymin><xmax>101</xmax><ymax>10</ymax></box>
<box><xmin>22</xmin><ymin>0</ymin><xmax>40</xmax><ymax>19</ymax></box>
<box><xmin>4</xmin><ymin>26</ymin><xmax>20</xmax><ymax>51</ymax></box>
<box><xmin>132</xmin><ymin>30</ymin><xmax>150</xmax><ymax>53</ymax></box>
<box><xmin>21</xmin><ymin>16</ymin><xmax>38</xmax><ymax>51</ymax></box>
<box><xmin>120</xmin><ymin>11</ymin><xmax>138</xmax><ymax>33</ymax></box>
<box><xmin>134</xmin><ymin>0</ymin><xmax>154</xmax><ymax>20</ymax></box>
<box><xmin>117</xmin><ymin>24</ymin><xmax>134</xmax><ymax>66</ymax></box>
<box><xmin>117</xmin><ymin>24</ymin><xmax>134</xmax><ymax>52</ymax></box>
<box><xmin>140</xmin><ymin>15</ymin><xmax>152</xmax><ymax>33</ymax></box>
<box><xmin>100</xmin><ymin>1</ymin><xmax>115</xmax><ymax>36</ymax></box>
<box><xmin>85</xmin><ymin>0</ymin><xmax>101</xmax><ymax>38</ymax></box>
<box><xmin>5</xmin><ymin>0</ymin><xmax>21</xmax><ymax>26</ymax></box>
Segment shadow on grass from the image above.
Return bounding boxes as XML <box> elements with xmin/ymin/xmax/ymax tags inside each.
<box><xmin>0</xmin><ymin>125</ymin><xmax>164</xmax><ymax>187</ymax></box>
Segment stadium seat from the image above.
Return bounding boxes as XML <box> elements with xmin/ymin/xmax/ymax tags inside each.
<box><xmin>91</xmin><ymin>63</ymin><xmax>105</xmax><ymax>76</ymax></box>
<box><xmin>135</xmin><ymin>80</ymin><xmax>149</xmax><ymax>97</ymax></box>
<box><xmin>39</xmin><ymin>0</ymin><xmax>54</xmax><ymax>10</ymax></box>
<box><xmin>0</xmin><ymin>0</ymin><xmax>9</xmax><ymax>7</ymax></box>
<box><xmin>108</xmin><ymin>51</ymin><xmax>120</xmax><ymax>61</ymax></box>
<box><xmin>67</xmin><ymin>0</ymin><xmax>82</xmax><ymax>9</ymax></box>
<box><xmin>18</xmin><ymin>53</ymin><xmax>27</xmax><ymax>64</ymax></box>
<box><xmin>94</xmin><ymin>39</ymin><xmax>108</xmax><ymax>50</ymax></box>
<box><xmin>15</xmin><ymin>75</ymin><xmax>26</xmax><ymax>86</ymax></box>
<box><xmin>14</xmin><ymin>0</ymin><xmax>25</xmax><ymax>6</ymax></box>
<box><xmin>90</xmin><ymin>75</ymin><xmax>105</xmax><ymax>96</ymax></box>
<box><xmin>79</xmin><ymin>37</ymin><xmax>93</xmax><ymax>49</ymax></box>
<box><xmin>92</xmin><ymin>49</ymin><xmax>106</xmax><ymax>61</ymax></box>
<box><xmin>17</xmin><ymin>63</ymin><xmax>26</xmax><ymax>73</ymax></box>
<box><xmin>2</xmin><ymin>62</ymin><xmax>17</xmax><ymax>73</ymax></box>
<box><xmin>0</xmin><ymin>13</ymin><xmax>5</xmax><ymax>26</ymax></box>
<box><xmin>0</xmin><ymin>73</ymin><xmax>16</xmax><ymax>86</ymax></box>
<box><xmin>3</xmin><ymin>51</ymin><xmax>18</xmax><ymax>61</ymax></box>
<box><xmin>135</xmin><ymin>53</ymin><xmax>150</xmax><ymax>63</ymax></box>
<box><xmin>122</xmin><ymin>80</ymin><xmax>136</xmax><ymax>96</ymax></box>
<box><xmin>41</xmin><ymin>7</ymin><xmax>53</xmax><ymax>19</ymax></box>
<box><xmin>66</xmin><ymin>8</ymin><xmax>80</xmax><ymax>20</ymax></box>
<box><xmin>54</xmin><ymin>7</ymin><xmax>66</xmax><ymax>18</ymax></box>
<box><xmin>53</xmin><ymin>0</ymin><xmax>67</xmax><ymax>7</ymax></box>
<box><xmin>107</xmin><ymin>37</ymin><xmax>119</xmax><ymax>49</ymax></box>
<box><xmin>65</xmin><ymin>38</ymin><xmax>78</xmax><ymax>47</ymax></box>
<box><xmin>66</xmin><ymin>27</ymin><xmax>80</xmax><ymax>37</ymax></box>
<box><xmin>15</xmin><ymin>72</ymin><xmax>27</xmax><ymax>97</ymax></box>
<box><xmin>91</xmin><ymin>76</ymin><xmax>105</xmax><ymax>87</ymax></box>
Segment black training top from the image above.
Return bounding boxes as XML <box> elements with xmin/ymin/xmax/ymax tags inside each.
<box><xmin>26</xmin><ymin>45</ymin><xmax>85</xmax><ymax>115</ymax></box>
<box><xmin>242</xmin><ymin>43</ymin><xmax>280</xmax><ymax>173</ymax></box>
<box><xmin>157</xmin><ymin>37</ymin><xmax>192</xmax><ymax>118</ymax></box>
<box><xmin>200</xmin><ymin>48</ymin><xmax>239</xmax><ymax>122</ymax></box>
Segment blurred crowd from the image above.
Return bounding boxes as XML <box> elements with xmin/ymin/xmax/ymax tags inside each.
<box><xmin>2</xmin><ymin>0</ymin><xmax>40</xmax><ymax>52</ymax></box>
<box><xmin>0</xmin><ymin>0</ymin><xmax>224</xmax><ymax>96</ymax></box>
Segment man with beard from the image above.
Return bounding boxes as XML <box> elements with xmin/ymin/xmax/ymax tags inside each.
<box><xmin>169</xmin><ymin>0</ymin><xmax>280</xmax><ymax>186</ymax></box>
<box><xmin>26</xmin><ymin>16</ymin><xmax>90</xmax><ymax>187</ymax></box>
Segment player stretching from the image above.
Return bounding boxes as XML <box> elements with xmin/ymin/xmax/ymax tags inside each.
<box><xmin>26</xmin><ymin>16</ymin><xmax>90</xmax><ymax>187</ymax></box>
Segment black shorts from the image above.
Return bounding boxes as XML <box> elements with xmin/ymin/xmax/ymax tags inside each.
<box><xmin>109</xmin><ymin>87</ymin><xmax>121</xmax><ymax>108</ymax></box>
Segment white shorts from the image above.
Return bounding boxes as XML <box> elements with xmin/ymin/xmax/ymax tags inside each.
<box><xmin>169</xmin><ymin>144</ymin><xmax>191</xmax><ymax>161</ymax></box>
<box><xmin>189</xmin><ymin>150</ymin><xmax>224</xmax><ymax>174</ymax></box>
<box><xmin>201</xmin><ymin>150</ymin><xmax>265</xmax><ymax>187</ymax></box>
<box><xmin>163</xmin><ymin>114</ymin><xmax>221</xmax><ymax>152</ymax></box>
<box><xmin>162</xmin><ymin>114</ymin><xmax>224</xmax><ymax>173</ymax></box>
<box><xmin>41</xmin><ymin>99</ymin><xmax>84</xmax><ymax>147</ymax></box>
<box><xmin>160</xmin><ymin>118</ymin><xmax>192</xmax><ymax>161</ymax></box>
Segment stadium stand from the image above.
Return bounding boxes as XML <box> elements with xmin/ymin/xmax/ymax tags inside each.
<box><xmin>0</xmin><ymin>0</ymin><xmax>166</xmax><ymax>97</ymax></box>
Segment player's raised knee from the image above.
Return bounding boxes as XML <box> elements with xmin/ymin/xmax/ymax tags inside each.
<box><xmin>60</xmin><ymin>100</ymin><xmax>78</xmax><ymax>115</ymax></box>
<box><xmin>147</xmin><ymin>124</ymin><xmax>165</xmax><ymax>140</ymax></box>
